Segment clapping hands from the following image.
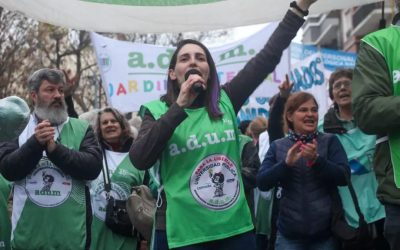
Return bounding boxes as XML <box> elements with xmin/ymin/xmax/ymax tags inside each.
<box><xmin>34</xmin><ymin>120</ymin><xmax>57</xmax><ymax>153</ymax></box>
<box><xmin>285</xmin><ymin>139</ymin><xmax>318</xmax><ymax>166</ymax></box>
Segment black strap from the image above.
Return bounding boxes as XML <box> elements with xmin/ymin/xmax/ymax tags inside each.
<box><xmin>143</xmin><ymin>170</ymin><xmax>150</xmax><ymax>186</ymax></box>
<box><xmin>101</xmin><ymin>148</ymin><xmax>112</xmax><ymax>193</ymax></box>
<box><xmin>290</xmin><ymin>1</ymin><xmax>309</xmax><ymax>16</ymax></box>
<box><xmin>344</xmin><ymin>171</ymin><xmax>367</xmax><ymax>225</ymax></box>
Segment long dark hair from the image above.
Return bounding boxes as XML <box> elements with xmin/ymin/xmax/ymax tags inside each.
<box><xmin>161</xmin><ymin>39</ymin><xmax>222</xmax><ymax>120</ymax></box>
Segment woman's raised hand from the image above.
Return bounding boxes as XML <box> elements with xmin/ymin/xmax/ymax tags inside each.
<box><xmin>296</xmin><ymin>0</ymin><xmax>318</xmax><ymax>11</ymax></box>
<box><xmin>279</xmin><ymin>74</ymin><xmax>294</xmax><ymax>99</ymax></box>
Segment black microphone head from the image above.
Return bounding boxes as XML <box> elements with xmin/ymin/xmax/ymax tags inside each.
<box><xmin>184</xmin><ymin>69</ymin><xmax>202</xmax><ymax>81</ymax></box>
<box><xmin>192</xmin><ymin>84</ymin><xmax>204</xmax><ymax>93</ymax></box>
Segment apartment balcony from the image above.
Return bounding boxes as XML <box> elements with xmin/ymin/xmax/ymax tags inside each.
<box><xmin>302</xmin><ymin>13</ymin><xmax>340</xmax><ymax>49</ymax></box>
<box><xmin>352</xmin><ymin>2</ymin><xmax>393</xmax><ymax>37</ymax></box>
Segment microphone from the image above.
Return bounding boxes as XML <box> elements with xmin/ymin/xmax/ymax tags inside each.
<box><xmin>184</xmin><ymin>69</ymin><xmax>204</xmax><ymax>93</ymax></box>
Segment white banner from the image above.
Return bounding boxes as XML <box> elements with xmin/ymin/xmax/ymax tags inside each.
<box><xmin>0</xmin><ymin>0</ymin><xmax>381</xmax><ymax>33</ymax></box>
<box><xmin>92</xmin><ymin>32</ymin><xmax>358</xmax><ymax>123</ymax></box>
<box><xmin>290</xmin><ymin>52</ymin><xmax>330</xmax><ymax>118</ymax></box>
<box><xmin>91</xmin><ymin>23</ymin><xmax>289</xmax><ymax>116</ymax></box>
<box><xmin>289</xmin><ymin>43</ymin><xmax>357</xmax><ymax>117</ymax></box>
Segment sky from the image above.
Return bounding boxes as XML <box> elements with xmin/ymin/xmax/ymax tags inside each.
<box><xmin>204</xmin><ymin>22</ymin><xmax>303</xmax><ymax>47</ymax></box>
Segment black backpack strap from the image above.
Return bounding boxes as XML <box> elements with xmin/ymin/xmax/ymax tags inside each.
<box><xmin>101</xmin><ymin>147</ymin><xmax>112</xmax><ymax>194</ymax></box>
<box><xmin>143</xmin><ymin>170</ymin><xmax>150</xmax><ymax>186</ymax></box>
<box><xmin>344</xmin><ymin>171</ymin><xmax>367</xmax><ymax>226</ymax></box>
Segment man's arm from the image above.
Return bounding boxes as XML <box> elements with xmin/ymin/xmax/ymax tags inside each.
<box><xmin>47</xmin><ymin>126</ymin><xmax>102</xmax><ymax>180</ymax></box>
<box><xmin>0</xmin><ymin>137</ymin><xmax>44</xmax><ymax>181</ymax></box>
<box><xmin>352</xmin><ymin>42</ymin><xmax>400</xmax><ymax>134</ymax></box>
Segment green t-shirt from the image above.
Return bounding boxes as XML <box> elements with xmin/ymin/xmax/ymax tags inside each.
<box><xmin>142</xmin><ymin>90</ymin><xmax>253</xmax><ymax>248</ymax></box>
<box><xmin>0</xmin><ymin>175</ymin><xmax>11</xmax><ymax>250</ymax></box>
<box><xmin>13</xmin><ymin>117</ymin><xmax>89</xmax><ymax>250</ymax></box>
<box><xmin>90</xmin><ymin>150</ymin><xmax>144</xmax><ymax>250</ymax></box>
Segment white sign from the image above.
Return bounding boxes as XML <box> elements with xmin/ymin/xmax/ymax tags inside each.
<box><xmin>289</xmin><ymin>43</ymin><xmax>357</xmax><ymax>117</ymax></box>
<box><xmin>290</xmin><ymin>52</ymin><xmax>330</xmax><ymax>117</ymax></box>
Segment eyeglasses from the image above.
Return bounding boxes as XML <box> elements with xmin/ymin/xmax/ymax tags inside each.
<box><xmin>332</xmin><ymin>80</ymin><xmax>351</xmax><ymax>90</ymax></box>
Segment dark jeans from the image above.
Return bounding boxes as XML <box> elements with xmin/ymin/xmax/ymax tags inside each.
<box><xmin>256</xmin><ymin>233</ymin><xmax>269</xmax><ymax>250</ymax></box>
<box><xmin>373</xmin><ymin>218</ymin><xmax>390</xmax><ymax>250</ymax></box>
<box><xmin>154</xmin><ymin>230</ymin><xmax>256</xmax><ymax>250</ymax></box>
<box><xmin>275</xmin><ymin>232</ymin><xmax>337</xmax><ymax>250</ymax></box>
<box><xmin>384</xmin><ymin>204</ymin><xmax>400</xmax><ymax>250</ymax></box>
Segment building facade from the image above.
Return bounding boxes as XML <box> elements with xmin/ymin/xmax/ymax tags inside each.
<box><xmin>302</xmin><ymin>2</ymin><xmax>396</xmax><ymax>52</ymax></box>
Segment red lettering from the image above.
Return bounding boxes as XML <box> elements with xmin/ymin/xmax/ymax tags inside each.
<box><xmin>116</xmin><ymin>83</ymin><xmax>127</xmax><ymax>95</ymax></box>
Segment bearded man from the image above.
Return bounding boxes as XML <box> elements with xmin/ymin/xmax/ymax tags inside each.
<box><xmin>0</xmin><ymin>68</ymin><xmax>102</xmax><ymax>250</ymax></box>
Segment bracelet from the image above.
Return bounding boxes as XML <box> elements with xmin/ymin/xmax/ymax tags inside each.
<box><xmin>290</xmin><ymin>1</ymin><xmax>309</xmax><ymax>17</ymax></box>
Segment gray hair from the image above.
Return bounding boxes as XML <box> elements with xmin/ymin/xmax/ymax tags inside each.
<box><xmin>28</xmin><ymin>68</ymin><xmax>66</xmax><ymax>92</ymax></box>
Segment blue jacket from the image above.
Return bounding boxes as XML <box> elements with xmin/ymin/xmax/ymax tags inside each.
<box><xmin>257</xmin><ymin>133</ymin><xmax>350</xmax><ymax>239</ymax></box>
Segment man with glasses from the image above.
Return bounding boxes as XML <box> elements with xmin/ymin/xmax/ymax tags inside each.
<box><xmin>321</xmin><ymin>68</ymin><xmax>389</xmax><ymax>249</ymax></box>
<box><xmin>352</xmin><ymin>2</ymin><xmax>400</xmax><ymax>249</ymax></box>
<box><xmin>0</xmin><ymin>68</ymin><xmax>102</xmax><ymax>250</ymax></box>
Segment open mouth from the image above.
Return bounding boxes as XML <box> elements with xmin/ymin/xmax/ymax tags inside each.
<box><xmin>304</xmin><ymin>119</ymin><xmax>315</xmax><ymax>125</ymax></box>
<box><xmin>339</xmin><ymin>93</ymin><xmax>350</xmax><ymax>99</ymax></box>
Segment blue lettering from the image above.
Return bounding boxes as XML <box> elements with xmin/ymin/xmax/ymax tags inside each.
<box><xmin>143</xmin><ymin>80</ymin><xmax>154</xmax><ymax>92</ymax></box>
<box><xmin>291</xmin><ymin>57</ymin><xmax>325</xmax><ymax>91</ymax></box>
<box><xmin>108</xmin><ymin>83</ymin><xmax>114</xmax><ymax>97</ymax></box>
<box><xmin>256</xmin><ymin>97</ymin><xmax>268</xmax><ymax>105</ymax></box>
<box><xmin>237</xmin><ymin>108</ymin><xmax>269</xmax><ymax>122</ymax></box>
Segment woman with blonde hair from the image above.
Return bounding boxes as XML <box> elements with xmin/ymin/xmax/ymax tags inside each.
<box><xmin>247</xmin><ymin>116</ymin><xmax>268</xmax><ymax>145</ymax></box>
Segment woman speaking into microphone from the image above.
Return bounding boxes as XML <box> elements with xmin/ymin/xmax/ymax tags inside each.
<box><xmin>130</xmin><ymin>1</ymin><xmax>318</xmax><ymax>249</ymax></box>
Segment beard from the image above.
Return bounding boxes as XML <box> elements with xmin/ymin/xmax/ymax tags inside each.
<box><xmin>34</xmin><ymin>98</ymin><xmax>68</xmax><ymax>125</ymax></box>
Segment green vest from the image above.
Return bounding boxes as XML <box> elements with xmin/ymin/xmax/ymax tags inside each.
<box><xmin>363</xmin><ymin>25</ymin><xmax>400</xmax><ymax>187</ymax></box>
<box><xmin>141</xmin><ymin>91</ymin><xmax>253</xmax><ymax>248</ymax></box>
<box><xmin>90</xmin><ymin>150</ymin><xmax>144</xmax><ymax>250</ymax></box>
<box><xmin>13</xmin><ymin>118</ymin><xmax>89</xmax><ymax>250</ymax></box>
<box><xmin>336</xmin><ymin>128</ymin><xmax>385</xmax><ymax>227</ymax></box>
<box><xmin>0</xmin><ymin>175</ymin><xmax>11</xmax><ymax>250</ymax></box>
